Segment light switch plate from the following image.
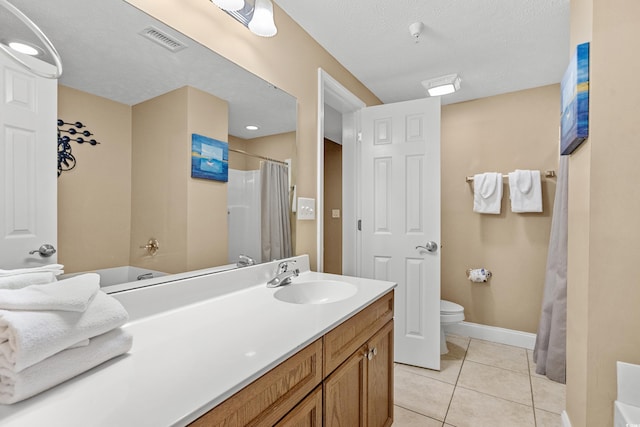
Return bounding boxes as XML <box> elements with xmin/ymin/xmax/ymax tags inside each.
<box><xmin>297</xmin><ymin>197</ymin><xmax>316</xmax><ymax>220</ymax></box>
<box><xmin>332</xmin><ymin>209</ymin><xmax>341</xmax><ymax>218</ymax></box>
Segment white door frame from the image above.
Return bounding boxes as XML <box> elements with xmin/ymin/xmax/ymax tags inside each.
<box><xmin>316</xmin><ymin>68</ymin><xmax>365</xmax><ymax>273</ymax></box>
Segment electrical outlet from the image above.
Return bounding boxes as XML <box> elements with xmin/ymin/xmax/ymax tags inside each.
<box><xmin>332</xmin><ymin>209</ymin><xmax>340</xmax><ymax>218</ymax></box>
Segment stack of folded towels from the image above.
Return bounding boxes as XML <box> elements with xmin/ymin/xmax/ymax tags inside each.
<box><xmin>0</xmin><ymin>265</ymin><xmax>132</xmax><ymax>404</ymax></box>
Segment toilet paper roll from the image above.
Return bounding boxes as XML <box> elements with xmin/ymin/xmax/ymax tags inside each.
<box><xmin>468</xmin><ymin>268</ymin><xmax>491</xmax><ymax>283</ymax></box>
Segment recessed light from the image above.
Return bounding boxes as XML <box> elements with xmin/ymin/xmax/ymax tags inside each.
<box><xmin>8</xmin><ymin>41</ymin><xmax>39</xmax><ymax>56</ymax></box>
<box><xmin>245</xmin><ymin>125</ymin><xmax>259</xmax><ymax>131</ymax></box>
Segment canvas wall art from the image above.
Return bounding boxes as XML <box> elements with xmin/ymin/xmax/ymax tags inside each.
<box><xmin>191</xmin><ymin>133</ymin><xmax>228</xmax><ymax>182</ymax></box>
<box><xmin>560</xmin><ymin>42</ymin><xmax>590</xmax><ymax>155</ymax></box>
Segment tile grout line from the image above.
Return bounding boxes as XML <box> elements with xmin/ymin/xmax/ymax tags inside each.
<box><xmin>527</xmin><ymin>349</ymin><xmax>538</xmax><ymax>426</ymax></box>
<box><xmin>440</xmin><ymin>335</ymin><xmax>471</xmax><ymax>427</ymax></box>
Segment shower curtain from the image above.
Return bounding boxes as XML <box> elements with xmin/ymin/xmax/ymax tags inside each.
<box><xmin>260</xmin><ymin>162</ymin><xmax>292</xmax><ymax>262</ymax></box>
<box><xmin>533</xmin><ymin>156</ymin><xmax>568</xmax><ymax>383</ymax></box>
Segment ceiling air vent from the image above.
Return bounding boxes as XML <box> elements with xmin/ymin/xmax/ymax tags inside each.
<box><xmin>138</xmin><ymin>26</ymin><xmax>187</xmax><ymax>52</ymax></box>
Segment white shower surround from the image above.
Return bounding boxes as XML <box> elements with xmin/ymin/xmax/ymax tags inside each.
<box><xmin>227</xmin><ymin>169</ymin><xmax>261</xmax><ymax>264</ymax></box>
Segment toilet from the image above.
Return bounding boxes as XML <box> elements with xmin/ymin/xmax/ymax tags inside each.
<box><xmin>440</xmin><ymin>300</ymin><xmax>465</xmax><ymax>354</ymax></box>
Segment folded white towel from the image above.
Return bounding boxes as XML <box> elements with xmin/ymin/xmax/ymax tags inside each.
<box><xmin>0</xmin><ymin>264</ymin><xmax>64</xmax><ymax>278</ymax></box>
<box><xmin>0</xmin><ymin>291</ymin><xmax>129</xmax><ymax>373</ymax></box>
<box><xmin>0</xmin><ymin>272</ymin><xmax>58</xmax><ymax>290</ymax></box>
<box><xmin>0</xmin><ymin>327</ymin><xmax>132</xmax><ymax>404</ymax></box>
<box><xmin>0</xmin><ymin>274</ymin><xmax>99</xmax><ymax>312</ymax></box>
<box><xmin>473</xmin><ymin>172</ymin><xmax>503</xmax><ymax>214</ymax></box>
<box><xmin>508</xmin><ymin>170</ymin><xmax>542</xmax><ymax>213</ymax></box>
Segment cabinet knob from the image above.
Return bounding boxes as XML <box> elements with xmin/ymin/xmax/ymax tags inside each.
<box><xmin>365</xmin><ymin>347</ymin><xmax>378</xmax><ymax>361</ymax></box>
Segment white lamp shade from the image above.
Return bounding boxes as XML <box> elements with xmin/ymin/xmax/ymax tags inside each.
<box><xmin>211</xmin><ymin>0</ymin><xmax>244</xmax><ymax>11</ymax></box>
<box><xmin>248</xmin><ymin>0</ymin><xmax>277</xmax><ymax>37</ymax></box>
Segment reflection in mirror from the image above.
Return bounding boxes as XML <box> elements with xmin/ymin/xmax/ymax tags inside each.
<box><xmin>4</xmin><ymin>0</ymin><xmax>297</xmax><ymax>287</ymax></box>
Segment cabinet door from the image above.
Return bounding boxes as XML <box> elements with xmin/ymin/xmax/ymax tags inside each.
<box><xmin>275</xmin><ymin>386</ymin><xmax>322</xmax><ymax>427</ymax></box>
<box><xmin>366</xmin><ymin>321</ymin><xmax>394</xmax><ymax>427</ymax></box>
<box><xmin>324</xmin><ymin>345</ymin><xmax>368</xmax><ymax>427</ymax></box>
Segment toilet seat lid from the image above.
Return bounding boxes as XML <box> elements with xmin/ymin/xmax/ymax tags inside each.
<box><xmin>441</xmin><ymin>300</ymin><xmax>464</xmax><ymax>314</ymax></box>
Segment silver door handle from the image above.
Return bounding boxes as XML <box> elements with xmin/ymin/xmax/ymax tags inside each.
<box><xmin>29</xmin><ymin>244</ymin><xmax>56</xmax><ymax>257</ymax></box>
<box><xmin>416</xmin><ymin>241</ymin><xmax>438</xmax><ymax>253</ymax></box>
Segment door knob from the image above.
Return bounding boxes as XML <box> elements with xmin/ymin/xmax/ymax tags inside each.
<box><xmin>29</xmin><ymin>244</ymin><xmax>57</xmax><ymax>257</ymax></box>
<box><xmin>416</xmin><ymin>241</ymin><xmax>438</xmax><ymax>253</ymax></box>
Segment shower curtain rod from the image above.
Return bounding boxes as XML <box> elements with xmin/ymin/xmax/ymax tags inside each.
<box><xmin>229</xmin><ymin>148</ymin><xmax>288</xmax><ymax>166</ymax></box>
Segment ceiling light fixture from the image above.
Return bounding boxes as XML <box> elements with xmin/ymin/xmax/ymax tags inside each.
<box><xmin>248</xmin><ymin>0</ymin><xmax>277</xmax><ymax>37</ymax></box>
<box><xmin>210</xmin><ymin>0</ymin><xmax>244</xmax><ymax>11</ymax></box>
<box><xmin>421</xmin><ymin>74</ymin><xmax>462</xmax><ymax>97</ymax></box>
<box><xmin>212</xmin><ymin>0</ymin><xmax>278</xmax><ymax>38</ymax></box>
<box><xmin>8</xmin><ymin>41</ymin><xmax>39</xmax><ymax>56</ymax></box>
<box><xmin>245</xmin><ymin>125</ymin><xmax>259</xmax><ymax>130</ymax></box>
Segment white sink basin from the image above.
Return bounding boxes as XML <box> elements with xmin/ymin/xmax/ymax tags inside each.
<box><xmin>274</xmin><ymin>280</ymin><xmax>357</xmax><ymax>304</ymax></box>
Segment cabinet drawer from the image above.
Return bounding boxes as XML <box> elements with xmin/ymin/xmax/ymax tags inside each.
<box><xmin>191</xmin><ymin>339</ymin><xmax>323</xmax><ymax>427</ymax></box>
<box><xmin>275</xmin><ymin>385</ymin><xmax>322</xmax><ymax>427</ymax></box>
<box><xmin>323</xmin><ymin>291</ymin><xmax>393</xmax><ymax>376</ymax></box>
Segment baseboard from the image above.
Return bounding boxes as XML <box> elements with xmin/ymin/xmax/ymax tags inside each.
<box><xmin>561</xmin><ymin>410</ymin><xmax>571</xmax><ymax>427</ymax></box>
<box><xmin>444</xmin><ymin>321</ymin><xmax>536</xmax><ymax>350</ymax></box>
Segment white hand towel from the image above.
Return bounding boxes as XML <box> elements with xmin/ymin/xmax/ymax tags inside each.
<box><xmin>0</xmin><ymin>328</ymin><xmax>132</xmax><ymax>404</ymax></box>
<box><xmin>0</xmin><ymin>291</ymin><xmax>129</xmax><ymax>373</ymax></box>
<box><xmin>0</xmin><ymin>272</ymin><xmax>58</xmax><ymax>290</ymax></box>
<box><xmin>0</xmin><ymin>264</ymin><xmax>64</xmax><ymax>278</ymax></box>
<box><xmin>473</xmin><ymin>172</ymin><xmax>503</xmax><ymax>214</ymax></box>
<box><xmin>0</xmin><ymin>273</ymin><xmax>99</xmax><ymax>312</ymax></box>
<box><xmin>508</xmin><ymin>170</ymin><xmax>542</xmax><ymax>212</ymax></box>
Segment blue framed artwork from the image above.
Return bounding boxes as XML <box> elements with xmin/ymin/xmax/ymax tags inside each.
<box><xmin>560</xmin><ymin>42</ymin><xmax>590</xmax><ymax>155</ymax></box>
<box><xmin>191</xmin><ymin>134</ymin><xmax>228</xmax><ymax>182</ymax></box>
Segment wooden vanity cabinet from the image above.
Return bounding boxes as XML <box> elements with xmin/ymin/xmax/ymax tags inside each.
<box><xmin>190</xmin><ymin>339</ymin><xmax>323</xmax><ymax>427</ymax></box>
<box><xmin>190</xmin><ymin>290</ymin><xmax>394</xmax><ymax>427</ymax></box>
<box><xmin>324</xmin><ymin>320</ymin><xmax>394</xmax><ymax>427</ymax></box>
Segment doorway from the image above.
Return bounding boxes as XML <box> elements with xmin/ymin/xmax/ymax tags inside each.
<box><xmin>317</xmin><ymin>69</ymin><xmax>365</xmax><ymax>274</ymax></box>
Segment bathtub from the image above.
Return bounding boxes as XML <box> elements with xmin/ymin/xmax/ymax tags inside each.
<box><xmin>60</xmin><ymin>266</ymin><xmax>168</xmax><ymax>287</ymax></box>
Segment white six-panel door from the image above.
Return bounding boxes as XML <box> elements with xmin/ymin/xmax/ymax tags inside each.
<box><xmin>0</xmin><ymin>53</ymin><xmax>57</xmax><ymax>268</ymax></box>
<box><xmin>360</xmin><ymin>97</ymin><xmax>441</xmax><ymax>369</ymax></box>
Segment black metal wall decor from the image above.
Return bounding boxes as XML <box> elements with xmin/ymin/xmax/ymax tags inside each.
<box><xmin>57</xmin><ymin>119</ymin><xmax>100</xmax><ymax>177</ymax></box>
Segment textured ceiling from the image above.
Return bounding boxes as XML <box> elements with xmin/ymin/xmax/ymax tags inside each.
<box><xmin>0</xmin><ymin>0</ymin><xmax>296</xmax><ymax>139</ymax></box>
<box><xmin>275</xmin><ymin>0</ymin><xmax>570</xmax><ymax>105</ymax></box>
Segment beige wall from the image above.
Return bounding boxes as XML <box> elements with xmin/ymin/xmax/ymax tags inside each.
<box><xmin>130</xmin><ymin>87</ymin><xmax>189</xmax><ymax>273</ymax></box>
<box><xmin>186</xmin><ymin>87</ymin><xmax>230</xmax><ymax>270</ymax></box>
<box><xmin>567</xmin><ymin>0</ymin><xmax>640</xmax><ymax>426</ymax></box>
<box><xmin>323</xmin><ymin>140</ymin><xmax>342</xmax><ymax>275</ymax></box>
<box><xmin>441</xmin><ymin>85</ymin><xmax>560</xmax><ymax>333</ymax></box>
<box><xmin>57</xmin><ymin>85</ymin><xmax>132</xmax><ymax>273</ymax></box>
<box><xmin>130</xmin><ymin>86</ymin><xmax>229</xmax><ymax>273</ymax></box>
<box><xmin>240</xmin><ymin>132</ymin><xmax>297</xmax><ymax>171</ymax></box>
<box><xmin>228</xmin><ymin>136</ymin><xmax>248</xmax><ymax>170</ymax></box>
<box><xmin>125</xmin><ymin>0</ymin><xmax>381</xmax><ymax>271</ymax></box>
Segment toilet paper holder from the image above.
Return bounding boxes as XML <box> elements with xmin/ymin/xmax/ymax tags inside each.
<box><xmin>466</xmin><ymin>268</ymin><xmax>492</xmax><ymax>282</ymax></box>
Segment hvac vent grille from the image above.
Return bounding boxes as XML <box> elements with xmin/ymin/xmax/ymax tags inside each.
<box><xmin>139</xmin><ymin>26</ymin><xmax>187</xmax><ymax>52</ymax></box>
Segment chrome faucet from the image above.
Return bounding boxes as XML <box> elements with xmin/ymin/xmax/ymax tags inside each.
<box><xmin>267</xmin><ymin>260</ymin><xmax>299</xmax><ymax>288</ymax></box>
<box><xmin>236</xmin><ymin>254</ymin><xmax>256</xmax><ymax>268</ymax></box>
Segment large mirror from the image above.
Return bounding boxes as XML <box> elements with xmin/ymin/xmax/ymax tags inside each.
<box><xmin>3</xmin><ymin>0</ymin><xmax>297</xmax><ymax>287</ymax></box>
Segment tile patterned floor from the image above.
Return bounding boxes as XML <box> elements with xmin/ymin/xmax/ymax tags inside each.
<box><xmin>393</xmin><ymin>335</ymin><xmax>566</xmax><ymax>427</ymax></box>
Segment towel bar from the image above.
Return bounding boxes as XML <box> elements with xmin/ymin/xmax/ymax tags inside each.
<box><xmin>465</xmin><ymin>170</ymin><xmax>555</xmax><ymax>183</ymax></box>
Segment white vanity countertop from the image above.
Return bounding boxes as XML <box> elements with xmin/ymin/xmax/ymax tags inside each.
<box><xmin>0</xmin><ymin>256</ymin><xmax>395</xmax><ymax>426</ymax></box>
